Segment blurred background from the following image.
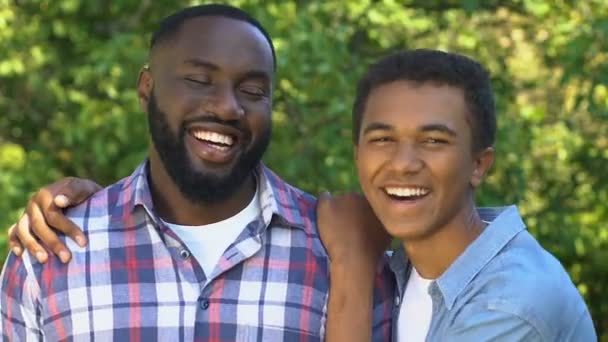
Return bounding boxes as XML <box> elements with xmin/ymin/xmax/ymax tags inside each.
<box><xmin>1</xmin><ymin>0</ymin><xmax>607</xmax><ymax>337</ymax></box>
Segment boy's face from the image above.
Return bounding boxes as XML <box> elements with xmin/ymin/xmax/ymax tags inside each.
<box><xmin>355</xmin><ymin>81</ymin><xmax>493</xmax><ymax>241</ymax></box>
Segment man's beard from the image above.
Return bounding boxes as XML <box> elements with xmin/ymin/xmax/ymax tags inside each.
<box><xmin>147</xmin><ymin>93</ymin><xmax>271</xmax><ymax>204</ymax></box>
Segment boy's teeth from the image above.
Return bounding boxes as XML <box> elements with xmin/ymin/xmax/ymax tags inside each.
<box><xmin>192</xmin><ymin>130</ymin><xmax>234</xmax><ymax>146</ymax></box>
<box><xmin>385</xmin><ymin>187</ymin><xmax>429</xmax><ymax>198</ymax></box>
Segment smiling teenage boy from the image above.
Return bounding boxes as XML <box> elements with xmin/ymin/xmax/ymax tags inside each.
<box><xmin>320</xmin><ymin>49</ymin><xmax>596</xmax><ymax>341</ymax></box>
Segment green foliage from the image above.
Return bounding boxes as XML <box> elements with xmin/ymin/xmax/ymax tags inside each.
<box><xmin>1</xmin><ymin>0</ymin><xmax>607</xmax><ymax>336</ymax></box>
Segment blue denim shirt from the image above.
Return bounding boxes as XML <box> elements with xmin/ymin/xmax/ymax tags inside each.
<box><xmin>390</xmin><ymin>206</ymin><xmax>596</xmax><ymax>341</ymax></box>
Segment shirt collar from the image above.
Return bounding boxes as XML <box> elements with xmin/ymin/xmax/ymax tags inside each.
<box><xmin>436</xmin><ymin>206</ymin><xmax>525</xmax><ymax>309</ymax></box>
<box><xmin>257</xmin><ymin>164</ymin><xmax>311</xmax><ymax>231</ymax></box>
<box><xmin>120</xmin><ymin>160</ymin><xmax>310</xmax><ymax>231</ymax></box>
<box><xmin>389</xmin><ymin>206</ymin><xmax>525</xmax><ymax>310</ymax></box>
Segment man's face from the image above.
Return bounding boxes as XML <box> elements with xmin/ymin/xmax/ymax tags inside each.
<box><xmin>355</xmin><ymin>81</ymin><xmax>491</xmax><ymax>241</ymax></box>
<box><xmin>141</xmin><ymin>16</ymin><xmax>273</xmax><ymax>203</ymax></box>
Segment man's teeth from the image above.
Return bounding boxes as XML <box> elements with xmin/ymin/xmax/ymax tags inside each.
<box><xmin>384</xmin><ymin>187</ymin><xmax>429</xmax><ymax>198</ymax></box>
<box><xmin>192</xmin><ymin>131</ymin><xmax>234</xmax><ymax>146</ymax></box>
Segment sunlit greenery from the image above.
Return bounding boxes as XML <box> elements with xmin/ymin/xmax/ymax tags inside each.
<box><xmin>1</xmin><ymin>0</ymin><xmax>606</xmax><ymax>337</ymax></box>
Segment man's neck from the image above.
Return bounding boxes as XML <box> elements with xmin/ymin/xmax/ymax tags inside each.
<box><xmin>402</xmin><ymin>203</ymin><xmax>486</xmax><ymax>279</ymax></box>
<box><xmin>147</xmin><ymin>155</ymin><xmax>256</xmax><ymax>226</ymax></box>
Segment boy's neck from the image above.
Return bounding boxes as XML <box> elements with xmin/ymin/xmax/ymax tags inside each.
<box><xmin>402</xmin><ymin>205</ymin><xmax>487</xmax><ymax>279</ymax></box>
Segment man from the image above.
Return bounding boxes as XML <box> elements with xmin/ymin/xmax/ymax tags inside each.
<box><xmin>0</xmin><ymin>5</ymin><xmax>394</xmax><ymax>340</ymax></box>
<box><xmin>319</xmin><ymin>50</ymin><xmax>596</xmax><ymax>340</ymax></box>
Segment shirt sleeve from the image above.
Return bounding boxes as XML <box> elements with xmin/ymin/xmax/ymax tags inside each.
<box><xmin>566</xmin><ymin>309</ymin><xmax>597</xmax><ymax>341</ymax></box>
<box><xmin>371</xmin><ymin>263</ymin><xmax>396</xmax><ymax>342</ymax></box>
<box><xmin>0</xmin><ymin>252</ymin><xmax>43</xmax><ymax>340</ymax></box>
<box><xmin>447</xmin><ymin>307</ymin><xmax>543</xmax><ymax>341</ymax></box>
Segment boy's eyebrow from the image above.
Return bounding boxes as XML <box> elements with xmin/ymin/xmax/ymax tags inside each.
<box><xmin>362</xmin><ymin>122</ymin><xmax>458</xmax><ymax>136</ymax></box>
<box><xmin>420</xmin><ymin>123</ymin><xmax>458</xmax><ymax>136</ymax></box>
<box><xmin>362</xmin><ymin>122</ymin><xmax>394</xmax><ymax>135</ymax></box>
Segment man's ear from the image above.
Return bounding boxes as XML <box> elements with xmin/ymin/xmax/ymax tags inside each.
<box><xmin>137</xmin><ymin>65</ymin><xmax>153</xmax><ymax>112</ymax></box>
<box><xmin>353</xmin><ymin>144</ymin><xmax>359</xmax><ymax>162</ymax></box>
<box><xmin>470</xmin><ymin>147</ymin><xmax>494</xmax><ymax>188</ymax></box>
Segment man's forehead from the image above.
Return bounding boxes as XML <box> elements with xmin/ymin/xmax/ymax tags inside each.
<box><xmin>151</xmin><ymin>16</ymin><xmax>274</xmax><ymax>73</ymax></box>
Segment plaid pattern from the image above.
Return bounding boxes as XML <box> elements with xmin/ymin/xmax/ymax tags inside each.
<box><xmin>1</xmin><ymin>161</ymin><xmax>394</xmax><ymax>341</ymax></box>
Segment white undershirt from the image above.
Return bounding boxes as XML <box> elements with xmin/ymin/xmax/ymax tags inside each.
<box><xmin>398</xmin><ymin>267</ymin><xmax>434</xmax><ymax>342</ymax></box>
<box><xmin>161</xmin><ymin>188</ymin><xmax>260</xmax><ymax>277</ymax></box>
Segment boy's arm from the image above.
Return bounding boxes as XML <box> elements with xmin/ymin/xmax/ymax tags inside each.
<box><xmin>317</xmin><ymin>192</ymin><xmax>393</xmax><ymax>342</ymax></box>
<box><xmin>326</xmin><ymin>260</ymin><xmax>377</xmax><ymax>342</ymax></box>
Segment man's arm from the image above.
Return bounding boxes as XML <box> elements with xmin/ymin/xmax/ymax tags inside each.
<box><xmin>317</xmin><ymin>192</ymin><xmax>392</xmax><ymax>342</ymax></box>
<box><xmin>0</xmin><ymin>253</ymin><xmax>43</xmax><ymax>339</ymax></box>
<box><xmin>7</xmin><ymin>177</ymin><xmax>100</xmax><ymax>263</ymax></box>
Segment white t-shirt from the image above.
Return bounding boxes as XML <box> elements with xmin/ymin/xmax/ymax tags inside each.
<box><xmin>161</xmin><ymin>188</ymin><xmax>260</xmax><ymax>277</ymax></box>
<box><xmin>397</xmin><ymin>267</ymin><xmax>434</xmax><ymax>342</ymax></box>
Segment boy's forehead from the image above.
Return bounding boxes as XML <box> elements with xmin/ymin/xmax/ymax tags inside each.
<box><xmin>361</xmin><ymin>81</ymin><xmax>470</xmax><ymax>130</ymax></box>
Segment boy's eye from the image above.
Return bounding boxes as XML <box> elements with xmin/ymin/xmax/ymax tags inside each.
<box><xmin>423</xmin><ymin>137</ymin><xmax>447</xmax><ymax>144</ymax></box>
<box><xmin>369</xmin><ymin>137</ymin><xmax>393</xmax><ymax>144</ymax></box>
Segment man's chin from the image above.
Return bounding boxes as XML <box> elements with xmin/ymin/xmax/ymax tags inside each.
<box><xmin>187</xmin><ymin>159</ymin><xmax>241</xmax><ymax>179</ymax></box>
<box><xmin>176</xmin><ymin>175</ymin><xmax>248</xmax><ymax>204</ymax></box>
<box><xmin>172</xmin><ymin>160</ymin><xmax>256</xmax><ymax>204</ymax></box>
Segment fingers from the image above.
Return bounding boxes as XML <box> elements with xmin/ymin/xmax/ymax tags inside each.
<box><xmin>316</xmin><ymin>191</ymin><xmax>333</xmax><ymax>218</ymax></box>
<box><xmin>29</xmin><ymin>203</ymin><xmax>72</xmax><ymax>263</ymax></box>
<box><xmin>44</xmin><ymin>202</ymin><xmax>87</xmax><ymax>248</ymax></box>
<box><xmin>54</xmin><ymin>177</ymin><xmax>101</xmax><ymax>208</ymax></box>
<box><xmin>7</xmin><ymin>177</ymin><xmax>96</xmax><ymax>264</ymax></box>
<box><xmin>46</xmin><ymin>177</ymin><xmax>93</xmax><ymax>247</ymax></box>
<box><xmin>53</xmin><ymin>194</ymin><xmax>70</xmax><ymax>208</ymax></box>
<box><xmin>317</xmin><ymin>191</ymin><xmax>331</xmax><ymax>204</ymax></box>
<box><xmin>7</xmin><ymin>224</ymin><xmax>23</xmax><ymax>256</ymax></box>
<box><xmin>15</xmin><ymin>211</ymin><xmax>48</xmax><ymax>263</ymax></box>
<box><xmin>318</xmin><ymin>190</ymin><xmax>331</xmax><ymax>199</ymax></box>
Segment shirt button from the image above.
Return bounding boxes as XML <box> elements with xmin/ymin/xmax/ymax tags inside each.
<box><xmin>394</xmin><ymin>295</ymin><xmax>401</xmax><ymax>306</ymax></box>
<box><xmin>200</xmin><ymin>299</ymin><xmax>210</xmax><ymax>310</ymax></box>
<box><xmin>180</xmin><ymin>249</ymin><xmax>190</xmax><ymax>259</ymax></box>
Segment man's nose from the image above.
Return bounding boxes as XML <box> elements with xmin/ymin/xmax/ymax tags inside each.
<box><xmin>205</xmin><ymin>85</ymin><xmax>244</xmax><ymax>120</ymax></box>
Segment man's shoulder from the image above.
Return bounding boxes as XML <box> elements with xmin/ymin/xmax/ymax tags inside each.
<box><xmin>262</xmin><ymin>166</ymin><xmax>317</xmax><ymax>203</ymax></box>
<box><xmin>64</xmin><ymin>176</ymin><xmax>132</xmax><ymax>225</ymax></box>
<box><xmin>260</xmin><ymin>166</ymin><xmax>318</xmax><ymax>224</ymax></box>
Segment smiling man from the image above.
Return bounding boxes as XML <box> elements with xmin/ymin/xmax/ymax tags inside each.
<box><xmin>319</xmin><ymin>49</ymin><xmax>596</xmax><ymax>341</ymax></box>
<box><xmin>0</xmin><ymin>5</ymin><xmax>394</xmax><ymax>341</ymax></box>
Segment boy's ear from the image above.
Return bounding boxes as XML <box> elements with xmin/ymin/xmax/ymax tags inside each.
<box><xmin>470</xmin><ymin>147</ymin><xmax>494</xmax><ymax>188</ymax></box>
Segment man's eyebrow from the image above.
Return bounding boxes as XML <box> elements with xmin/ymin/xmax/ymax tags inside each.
<box><xmin>420</xmin><ymin>123</ymin><xmax>458</xmax><ymax>136</ymax></box>
<box><xmin>240</xmin><ymin>70</ymin><xmax>271</xmax><ymax>82</ymax></box>
<box><xmin>182</xmin><ymin>58</ymin><xmax>270</xmax><ymax>81</ymax></box>
<box><xmin>182</xmin><ymin>58</ymin><xmax>221</xmax><ymax>71</ymax></box>
<box><xmin>362</xmin><ymin>122</ymin><xmax>394</xmax><ymax>135</ymax></box>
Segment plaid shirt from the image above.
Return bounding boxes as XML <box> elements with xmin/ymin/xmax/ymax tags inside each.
<box><xmin>1</xmin><ymin>161</ymin><xmax>395</xmax><ymax>341</ymax></box>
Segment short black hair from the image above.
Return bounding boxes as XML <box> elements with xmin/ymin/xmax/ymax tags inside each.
<box><xmin>352</xmin><ymin>49</ymin><xmax>496</xmax><ymax>152</ymax></box>
<box><xmin>150</xmin><ymin>4</ymin><xmax>276</xmax><ymax>69</ymax></box>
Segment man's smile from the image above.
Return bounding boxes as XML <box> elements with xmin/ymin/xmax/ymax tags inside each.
<box><xmin>186</xmin><ymin>123</ymin><xmax>245</xmax><ymax>164</ymax></box>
